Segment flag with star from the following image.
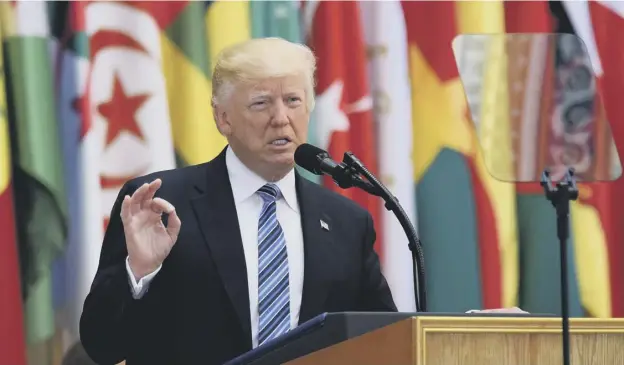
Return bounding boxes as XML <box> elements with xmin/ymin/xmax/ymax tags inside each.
<box><xmin>163</xmin><ymin>0</ymin><xmax>251</xmax><ymax>167</ymax></box>
<box><xmin>360</xmin><ymin>0</ymin><xmax>416</xmax><ymax>312</ymax></box>
<box><xmin>402</xmin><ymin>0</ymin><xmax>519</xmax><ymax>311</ymax></box>
<box><xmin>85</xmin><ymin>1</ymin><xmax>177</xmax><ymax>228</ymax></box>
<box><xmin>305</xmin><ymin>0</ymin><xmax>383</xmax><ymax>254</ymax></box>
<box><xmin>562</xmin><ymin>0</ymin><xmax>624</xmax><ymax>317</ymax></box>
<box><xmin>0</xmin><ymin>4</ymin><xmax>27</xmax><ymax>363</ymax></box>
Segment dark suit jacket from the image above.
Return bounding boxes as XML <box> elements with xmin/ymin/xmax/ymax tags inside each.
<box><xmin>80</xmin><ymin>147</ymin><xmax>397</xmax><ymax>365</ymax></box>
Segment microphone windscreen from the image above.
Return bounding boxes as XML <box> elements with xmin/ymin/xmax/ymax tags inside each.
<box><xmin>294</xmin><ymin>143</ymin><xmax>326</xmax><ymax>175</ymax></box>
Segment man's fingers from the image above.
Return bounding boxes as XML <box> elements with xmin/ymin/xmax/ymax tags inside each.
<box><xmin>120</xmin><ymin>195</ymin><xmax>132</xmax><ymax>222</ymax></box>
<box><xmin>130</xmin><ymin>183</ymin><xmax>150</xmax><ymax>215</ymax></box>
<box><xmin>149</xmin><ymin>197</ymin><xmax>175</xmax><ymax>215</ymax></box>
<box><xmin>141</xmin><ymin>179</ymin><xmax>163</xmax><ymax>209</ymax></box>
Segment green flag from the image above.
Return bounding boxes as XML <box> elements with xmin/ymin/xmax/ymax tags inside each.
<box><xmin>251</xmin><ymin>1</ymin><xmax>301</xmax><ymax>41</ymax></box>
<box><xmin>250</xmin><ymin>1</ymin><xmax>319</xmax><ymax>184</ymax></box>
<box><xmin>4</xmin><ymin>36</ymin><xmax>67</xmax><ymax>345</ymax></box>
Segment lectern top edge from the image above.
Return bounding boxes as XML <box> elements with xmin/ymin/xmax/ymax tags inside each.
<box><xmin>414</xmin><ymin>315</ymin><xmax>624</xmax><ymax>332</ymax></box>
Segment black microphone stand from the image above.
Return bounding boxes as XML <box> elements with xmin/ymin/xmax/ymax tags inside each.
<box><xmin>540</xmin><ymin>168</ymin><xmax>578</xmax><ymax>365</ymax></box>
<box><xmin>337</xmin><ymin>151</ymin><xmax>427</xmax><ymax>312</ymax></box>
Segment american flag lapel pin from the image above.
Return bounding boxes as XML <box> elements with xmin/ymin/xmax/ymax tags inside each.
<box><xmin>320</xmin><ymin>219</ymin><xmax>329</xmax><ymax>231</ymax></box>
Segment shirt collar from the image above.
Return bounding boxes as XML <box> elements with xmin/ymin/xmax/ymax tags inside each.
<box><xmin>226</xmin><ymin>146</ymin><xmax>299</xmax><ymax>213</ymax></box>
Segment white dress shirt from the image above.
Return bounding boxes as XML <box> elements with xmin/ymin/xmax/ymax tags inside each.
<box><xmin>125</xmin><ymin>146</ymin><xmax>305</xmax><ymax>349</ymax></box>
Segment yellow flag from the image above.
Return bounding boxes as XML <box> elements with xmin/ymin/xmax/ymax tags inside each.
<box><xmin>162</xmin><ymin>1</ymin><xmax>251</xmax><ymax>166</ymax></box>
<box><xmin>455</xmin><ymin>0</ymin><xmax>519</xmax><ymax>308</ymax></box>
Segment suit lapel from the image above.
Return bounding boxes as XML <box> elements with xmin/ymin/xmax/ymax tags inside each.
<box><xmin>296</xmin><ymin>173</ymin><xmax>334</xmax><ymax>323</ymax></box>
<box><xmin>190</xmin><ymin>148</ymin><xmax>251</xmax><ymax>344</ymax></box>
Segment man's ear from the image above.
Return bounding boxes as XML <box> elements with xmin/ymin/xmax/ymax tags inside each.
<box><xmin>213</xmin><ymin>103</ymin><xmax>231</xmax><ymax>136</ymax></box>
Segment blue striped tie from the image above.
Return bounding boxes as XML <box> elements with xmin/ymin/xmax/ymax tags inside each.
<box><xmin>257</xmin><ymin>183</ymin><xmax>290</xmax><ymax>346</ymax></box>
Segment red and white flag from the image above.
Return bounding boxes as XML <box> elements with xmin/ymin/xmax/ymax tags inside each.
<box><xmin>303</xmin><ymin>1</ymin><xmax>383</xmax><ymax>254</ymax></box>
<box><xmin>86</xmin><ymin>1</ymin><xmax>177</xmax><ymax>226</ymax></box>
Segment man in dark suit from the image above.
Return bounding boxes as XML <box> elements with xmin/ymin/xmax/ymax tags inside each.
<box><xmin>80</xmin><ymin>37</ymin><xmax>396</xmax><ymax>365</ymax></box>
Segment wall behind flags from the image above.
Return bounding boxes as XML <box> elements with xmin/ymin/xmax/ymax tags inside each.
<box><xmin>0</xmin><ymin>1</ymin><xmax>622</xmax><ymax>365</ymax></box>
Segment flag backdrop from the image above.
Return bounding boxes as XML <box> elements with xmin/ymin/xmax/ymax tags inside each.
<box><xmin>5</xmin><ymin>8</ymin><xmax>68</xmax><ymax>365</ymax></box>
<box><xmin>360</xmin><ymin>0</ymin><xmax>416</xmax><ymax>312</ymax></box>
<box><xmin>204</xmin><ymin>0</ymin><xmax>250</xmax><ymax>161</ymax></box>
<box><xmin>402</xmin><ymin>1</ymin><xmax>480</xmax><ymax>311</ymax></box>
<box><xmin>585</xmin><ymin>0</ymin><xmax>624</xmax><ymax>318</ymax></box>
<box><xmin>456</xmin><ymin>0</ymin><xmax>520</xmax><ymax>310</ymax></box>
<box><xmin>162</xmin><ymin>1</ymin><xmax>217</xmax><ymax>167</ymax></box>
<box><xmin>49</xmin><ymin>1</ymin><xmax>98</xmax><ymax>351</ymax></box>
<box><xmin>505</xmin><ymin>0</ymin><xmax>584</xmax><ymax>316</ymax></box>
<box><xmin>562</xmin><ymin>0</ymin><xmax>624</xmax><ymax>317</ymax></box>
<box><xmin>0</xmin><ymin>4</ymin><xmax>27</xmax><ymax>363</ymax></box>
<box><xmin>86</xmin><ymin>1</ymin><xmax>178</xmax><ymax>228</ymax></box>
<box><xmin>163</xmin><ymin>0</ymin><xmax>252</xmax><ymax>167</ymax></box>
<box><xmin>5</xmin><ymin>35</ymin><xmax>67</xmax><ymax>348</ymax></box>
<box><xmin>402</xmin><ymin>0</ymin><xmax>518</xmax><ymax>311</ymax></box>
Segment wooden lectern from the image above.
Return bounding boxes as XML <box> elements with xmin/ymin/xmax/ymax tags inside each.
<box><xmin>286</xmin><ymin>316</ymin><xmax>624</xmax><ymax>365</ymax></box>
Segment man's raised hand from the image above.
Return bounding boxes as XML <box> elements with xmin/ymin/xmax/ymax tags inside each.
<box><xmin>120</xmin><ymin>179</ymin><xmax>181</xmax><ymax>279</ymax></box>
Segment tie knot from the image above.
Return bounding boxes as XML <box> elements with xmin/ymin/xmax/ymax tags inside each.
<box><xmin>257</xmin><ymin>183</ymin><xmax>280</xmax><ymax>203</ymax></box>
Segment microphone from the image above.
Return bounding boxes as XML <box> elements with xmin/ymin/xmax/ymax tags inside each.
<box><xmin>294</xmin><ymin>143</ymin><xmax>342</xmax><ymax>176</ymax></box>
<box><xmin>294</xmin><ymin>144</ymin><xmax>379</xmax><ymax>196</ymax></box>
<box><xmin>294</xmin><ymin>143</ymin><xmax>427</xmax><ymax>313</ymax></box>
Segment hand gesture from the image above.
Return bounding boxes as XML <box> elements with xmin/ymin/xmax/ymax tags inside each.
<box><xmin>120</xmin><ymin>179</ymin><xmax>182</xmax><ymax>279</ymax></box>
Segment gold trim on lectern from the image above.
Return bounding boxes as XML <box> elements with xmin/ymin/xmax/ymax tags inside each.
<box><xmin>414</xmin><ymin>316</ymin><xmax>624</xmax><ymax>365</ymax></box>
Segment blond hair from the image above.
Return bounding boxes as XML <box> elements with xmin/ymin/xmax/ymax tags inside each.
<box><xmin>211</xmin><ymin>37</ymin><xmax>317</xmax><ymax>111</ymax></box>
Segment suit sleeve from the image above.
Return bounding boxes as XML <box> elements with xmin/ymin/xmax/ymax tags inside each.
<box><xmin>357</xmin><ymin>212</ymin><xmax>398</xmax><ymax>312</ymax></box>
<box><xmin>80</xmin><ymin>181</ymin><xmax>173</xmax><ymax>365</ymax></box>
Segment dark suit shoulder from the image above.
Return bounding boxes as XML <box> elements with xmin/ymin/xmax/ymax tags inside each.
<box><xmin>124</xmin><ymin>163</ymin><xmax>206</xmax><ymax>190</ymax></box>
<box><xmin>297</xmin><ymin>175</ymin><xmax>371</xmax><ymax>219</ymax></box>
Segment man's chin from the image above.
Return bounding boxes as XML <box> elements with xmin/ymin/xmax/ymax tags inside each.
<box><xmin>271</xmin><ymin>158</ymin><xmax>295</xmax><ymax>170</ymax></box>
<box><xmin>261</xmin><ymin>154</ymin><xmax>295</xmax><ymax>176</ymax></box>
<box><xmin>266</xmin><ymin>146</ymin><xmax>295</xmax><ymax>162</ymax></box>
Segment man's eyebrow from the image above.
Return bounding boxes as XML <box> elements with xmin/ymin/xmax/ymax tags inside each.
<box><xmin>249</xmin><ymin>91</ymin><xmax>271</xmax><ymax>99</ymax></box>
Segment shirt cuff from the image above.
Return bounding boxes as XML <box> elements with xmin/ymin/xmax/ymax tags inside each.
<box><xmin>125</xmin><ymin>256</ymin><xmax>162</xmax><ymax>299</ymax></box>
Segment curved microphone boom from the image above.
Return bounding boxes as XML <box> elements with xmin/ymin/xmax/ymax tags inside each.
<box><xmin>295</xmin><ymin>143</ymin><xmax>427</xmax><ymax>312</ymax></box>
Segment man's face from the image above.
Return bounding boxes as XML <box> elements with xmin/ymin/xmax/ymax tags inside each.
<box><xmin>216</xmin><ymin>74</ymin><xmax>310</xmax><ymax>179</ymax></box>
